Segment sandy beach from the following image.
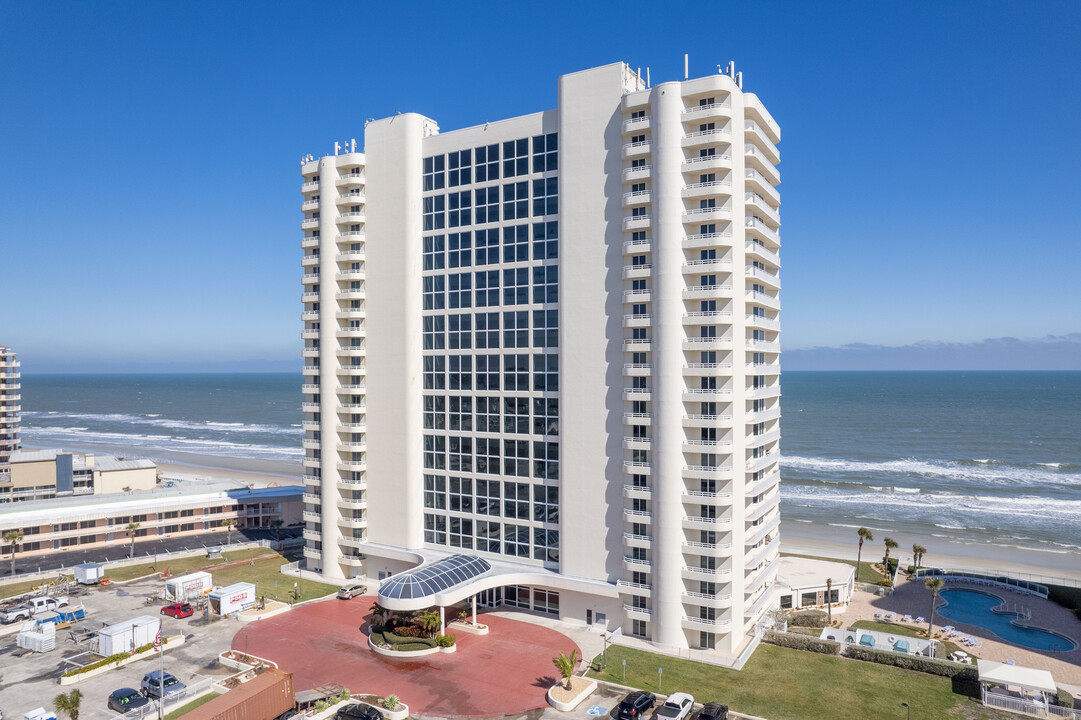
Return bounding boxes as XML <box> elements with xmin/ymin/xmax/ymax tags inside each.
<box><xmin>157</xmin><ymin>459</ymin><xmax>302</xmax><ymax>488</ymax></box>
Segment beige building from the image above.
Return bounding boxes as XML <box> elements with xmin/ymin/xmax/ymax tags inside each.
<box><xmin>0</xmin><ymin>480</ymin><xmax>304</xmax><ymax>559</ymax></box>
<box><xmin>1</xmin><ymin>449</ymin><xmax>157</xmax><ymax>503</ymax></box>
<box><xmin>0</xmin><ymin>346</ymin><xmax>19</xmax><ymax>470</ymax></box>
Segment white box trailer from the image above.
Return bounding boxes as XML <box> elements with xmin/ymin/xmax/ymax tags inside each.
<box><xmin>73</xmin><ymin>562</ymin><xmax>105</xmax><ymax>585</ymax></box>
<box><xmin>97</xmin><ymin>615</ymin><xmax>160</xmax><ymax>656</ymax></box>
<box><xmin>165</xmin><ymin>571</ymin><xmax>213</xmax><ymax>602</ymax></box>
<box><xmin>208</xmin><ymin>582</ymin><xmax>256</xmax><ymax>616</ymax></box>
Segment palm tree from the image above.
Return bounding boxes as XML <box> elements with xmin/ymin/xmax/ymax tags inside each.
<box><xmin>125</xmin><ymin>523</ymin><xmax>140</xmax><ymax>559</ymax></box>
<box><xmin>855</xmin><ymin>527</ymin><xmax>873</xmax><ymax>582</ymax></box>
<box><xmin>825</xmin><ymin>577</ymin><xmax>833</xmax><ymax>626</ymax></box>
<box><xmin>369</xmin><ymin>601</ymin><xmax>390</xmax><ymax>629</ymax></box>
<box><xmin>221</xmin><ymin>518</ymin><xmax>237</xmax><ymax>546</ymax></box>
<box><xmin>3</xmin><ymin>530</ymin><xmax>23</xmax><ymax>577</ymax></box>
<box><xmin>883</xmin><ymin>537</ymin><xmax>898</xmax><ymax>577</ymax></box>
<box><xmin>552</xmin><ymin>648</ymin><xmax>579</xmax><ymax>690</ymax></box>
<box><xmin>420</xmin><ymin>608</ymin><xmax>441</xmax><ymax>637</ymax></box>
<box><xmin>912</xmin><ymin>544</ymin><xmax>927</xmax><ymax>570</ymax></box>
<box><xmin>269</xmin><ymin>519</ymin><xmax>284</xmax><ymax>544</ymax></box>
<box><xmin>53</xmin><ymin>689</ymin><xmax>82</xmax><ymax>720</ymax></box>
<box><xmin>925</xmin><ymin>577</ymin><xmax>945</xmax><ymax>638</ymax></box>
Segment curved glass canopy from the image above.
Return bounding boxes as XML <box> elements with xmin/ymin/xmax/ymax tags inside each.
<box><xmin>379</xmin><ymin>553</ymin><xmax>492</xmax><ymax>601</ymax></box>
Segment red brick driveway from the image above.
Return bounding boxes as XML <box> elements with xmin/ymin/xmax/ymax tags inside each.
<box><xmin>232</xmin><ymin>596</ymin><xmax>583</xmax><ymax>718</ymax></box>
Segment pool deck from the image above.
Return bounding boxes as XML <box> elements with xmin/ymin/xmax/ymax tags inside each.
<box><xmin>841</xmin><ymin>575</ymin><xmax>1081</xmax><ymax>690</ymax></box>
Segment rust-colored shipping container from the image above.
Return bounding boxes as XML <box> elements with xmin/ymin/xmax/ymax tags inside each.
<box><xmin>181</xmin><ymin>669</ymin><xmax>294</xmax><ymax>720</ymax></box>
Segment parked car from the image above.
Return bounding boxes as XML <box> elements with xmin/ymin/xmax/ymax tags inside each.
<box><xmin>617</xmin><ymin>691</ymin><xmax>656</xmax><ymax>720</ymax></box>
<box><xmin>656</xmin><ymin>693</ymin><xmax>695</xmax><ymax>720</ymax></box>
<box><xmin>696</xmin><ymin>702</ymin><xmax>729</xmax><ymax>720</ymax></box>
<box><xmin>108</xmin><ymin>688</ymin><xmax>150</xmax><ymax>713</ymax></box>
<box><xmin>0</xmin><ymin>605</ymin><xmax>31</xmax><ymax>624</ymax></box>
<box><xmin>336</xmin><ymin>703</ymin><xmax>383</xmax><ymax>720</ymax></box>
<box><xmin>141</xmin><ymin>670</ymin><xmax>186</xmax><ymax>699</ymax></box>
<box><xmin>337</xmin><ymin>584</ymin><xmax>366</xmax><ymax>600</ymax></box>
<box><xmin>161</xmin><ymin>603</ymin><xmax>194</xmax><ymax>619</ymax></box>
<box><xmin>28</xmin><ymin>597</ymin><xmax>68</xmax><ymax>614</ymax></box>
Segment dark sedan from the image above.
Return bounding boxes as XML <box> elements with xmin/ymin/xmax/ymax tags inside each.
<box><xmin>108</xmin><ymin>688</ymin><xmax>150</xmax><ymax>712</ymax></box>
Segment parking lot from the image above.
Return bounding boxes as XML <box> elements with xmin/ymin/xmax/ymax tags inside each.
<box><xmin>0</xmin><ymin>576</ymin><xmax>242</xmax><ymax>720</ymax></box>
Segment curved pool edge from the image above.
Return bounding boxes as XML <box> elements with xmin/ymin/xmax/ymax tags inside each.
<box><xmin>937</xmin><ymin>588</ymin><xmax>1078</xmax><ymax>653</ymax></box>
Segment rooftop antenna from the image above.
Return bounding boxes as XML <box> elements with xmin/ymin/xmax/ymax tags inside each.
<box><xmin>684</xmin><ymin>54</ymin><xmax>689</xmax><ymax>80</ymax></box>
<box><xmin>727</xmin><ymin>61</ymin><xmax>735</xmax><ymax>77</ymax></box>
<box><xmin>334</xmin><ymin>141</ymin><xmax>341</xmax><ymax>155</ymax></box>
<box><xmin>736</xmin><ymin>71</ymin><xmax>743</xmax><ymax>89</ymax></box>
<box><xmin>646</xmin><ymin>67</ymin><xmax>650</xmax><ymax>88</ymax></box>
<box><xmin>350</xmin><ymin>138</ymin><xmax>356</xmax><ymax>152</ymax></box>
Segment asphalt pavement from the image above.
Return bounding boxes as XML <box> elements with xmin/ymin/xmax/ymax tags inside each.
<box><xmin>2</xmin><ymin>527</ymin><xmax>303</xmax><ymax>578</ymax></box>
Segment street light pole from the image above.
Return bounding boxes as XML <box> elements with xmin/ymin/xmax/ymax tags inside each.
<box><xmin>902</xmin><ymin>701</ymin><xmax>910</xmax><ymax>720</ymax></box>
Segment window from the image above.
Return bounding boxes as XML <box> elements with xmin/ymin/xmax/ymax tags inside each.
<box><xmin>449</xmin><ymin>355</ymin><xmax>472</xmax><ymax>390</ymax></box>
<box><xmin>802</xmin><ymin>591</ymin><xmax>818</xmax><ymax>607</ymax></box>
<box><xmin>533</xmin><ymin>485</ymin><xmax>558</xmax><ymax>522</ymax></box>
<box><xmin>448</xmin><ymin>314</ymin><xmax>472</xmax><ymax>349</ymax></box>
<box><xmin>475</xmin><ymin>270</ymin><xmax>499</xmax><ymax>306</ymax></box>
<box><xmin>532</xmin><ymin>176</ymin><xmax>558</xmax><ymax>216</ymax></box>
<box><xmin>476</xmin><ymin>519</ymin><xmax>500</xmax><ymax>552</ymax></box>
<box><xmin>532</xmin><ymin>265</ymin><xmax>557</xmax><ymax>304</ymax></box>
<box><xmin>424</xmin><ymin>513</ymin><xmax>446</xmax><ymax>545</ymax></box>
<box><xmin>424</xmin><ymin>475</ymin><xmax>446</xmax><ymax>510</ymax></box>
<box><xmin>533</xmin><ymin>587</ymin><xmax>559</xmax><ymax>613</ymax></box>
<box><xmin>632</xmin><ymin>620</ymin><xmax>647</xmax><ymax>637</ymax></box>
<box><xmin>448</xmin><ymin>149</ymin><xmax>471</xmax><ymax>187</ymax></box>
<box><xmin>503</xmin><ymin>397</ymin><xmax>529</xmax><ymax>434</ymax></box>
<box><xmin>446</xmin><ymin>231</ymin><xmax>472</xmax><ymax>269</ymax></box>
<box><xmin>476</xmin><ymin>437</ymin><xmax>500</xmax><ymax>474</ymax></box>
<box><xmin>477</xmin><ymin>480</ymin><xmax>500</xmax><ymax>517</ymax></box>
<box><xmin>533</xmin><ymin>397</ymin><xmax>558</xmax><ymax>436</ymax></box>
<box><xmin>449</xmin><ymin>437</ymin><xmax>472</xmax><ymax>473</ymax></box>
<box><xmin>422</xmin><ymin>275</ymin><xmax>445</xmax><ymax>310</ymax></box>
<box><xmin>533</xmin><ymin>221</ymin><xmax>558</xmax><ymax>260</ymax></box>
<box><xmin>503</xmin><ymin>524</ymin><xmax>529</xmax><ymax>557</ymax></box>
<box><xmin>476</xmin><ymin>355</ymin><xmax>500</xmax><ymax>391</ymax></box>
<box><xmin>423</xmin><ymin>235</ymin><xmax>444</xmax><ymax>270</ymax></box>
<box><xmin>473</xmin><ymin>228</ymin><xmax>500</xmax><ymax>266</ymax></box>
<box><xmin>779</xmin><ymin>594</ymin><xmax>793</xmax><ymax>609</ymax></box>
<box><xmin>503</xmin><ymin>310</ymin><xmax>529</xmax><ymax>348</ymax></box>
<box><xmin>423</xmin><ymin>155</ymin><xmax>445</xmax><ymax>191</ymax></box>
<box><xmin>423</xmin><ymin>435</ymin><xmax>445</xmax><ymax>470</ymax></box>
<box><xmin>423</xmin><ymin>395</ymin><xmax>446</xmax><ymax>430</ymax></box>
<box><xmin>448</xmin><ymin>190</ymin><xmax>472</xmax><ymax>227</ymax></box>
<box><xmin>533</xmin><ymin>309</ymin><xmax>557</xmax><ymax>348</ymax></box>
<box><xmin>504</xmin><ymin>439</ymin><xmax>529</xmax><ymax>477</ymax></box>
<box><xmin>449</xmin><ymin>396</ymin><xmax>472</xmax><ymax>431</ymax></box>
<box><xmin>502</xmin><ymin>181</ymin><xmax>529</xmax><ymax>220</ymax></box>
<box><xmin>532</xmin><ymin>133</ymin><xmax>558</xmax><ymax>172</ymax></box>
<box><xmin>533</xmin><ymin>440</ymin><xmax>559</xmax><ymax>479</ymax></box>
<box><xmin>422</xmin><ymin>315</ymin><xmax>445</xmax><ymax>350</ymax></box>
<box><xmin>475</xmin><ymin>312</ymin><xmax>499</xmax><ymax>349</ymax></box>
<box><xmin>475</xmin><ymin>143</ymin><xmax>499</xmax><ymax>182</ymax></box>
<box><xmin>502</xmin><ymin>138</ymin><xmax>529</xmax><ymax>177</ymax></box>
<box><xmin>503</xmin><ymin>354</ymin><xmax>529</xmax><ymax>391</ymax></box>
<box><xmin>476</xmin><ymin>396</ymin><xmax>500</xmax><ymax>432</ymax></box>
<box><xmin>449</xmin><ymin>476</ymin><xmax>472</xmax><ymax>511</ymax></box>
<box><xmin>422</xmin><ymin>194</ymin><xmax>445</xmax><ymax>231</ymax></box>
<box><xmin>503</xmin><ymin>481</ymin><xmax>530</xmax><ymax>519</ymax></box>
<box><xmin>448</xmin><ymin>272</ymin><xmax>471</xmax><ymax>309</ymax></box>
<box><xmin>449</xmin><ymin>516</ymin><xmax>473</xmax><ymax>549</ymax></box>
<box><xmin>423</xmin><ymin>355</ymin><xmax>445</xmax><ymax>389</ymax></box>
<box><xmin>533</xmin><ymin>353</ymin><xmax>558</xmax><ymax>392</ymax></box>
<box><xmin>502</xmin><ymin>224</ymin><xmax>529</xmax><ymax>262</ymax></box>
<box><xmin>503</xmin><ymin>267</ymin><xmax>529</xmax><ymax>305</ymax></box>
<box><xmin>475</xmin><ymin>187</ymin><xmax>499</xmax><ymax>224</ymax></box>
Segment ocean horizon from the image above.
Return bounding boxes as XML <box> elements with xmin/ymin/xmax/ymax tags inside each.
<box><xmin>16</xmin><ymin>370</ymin><xmax>1081</xmax><ymax>566</ymax></box>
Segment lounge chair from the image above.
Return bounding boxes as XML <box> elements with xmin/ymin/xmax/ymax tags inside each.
<box><xmin>874</xmin><ymin>611</ymin><xmax>884</xmax><ymax>619</ymax></box>
<box><xmin>1006</xmin><ymin>659</ymin><xmax>1015</xmax><ymax>666</ymax></box>
<box><xmin>902</xmin><ymin>614</ymin><xmax>913</xmax><ymax>622</ymax></box>
<box><xmin>915</xmin><ymin>616</ymin><xmax>925</xmax><ymax>623</ymax></box>
<box><xmin>886</xmin><ymin>612</ymin><xmax>896</xmax><ymax>620</ymax></box>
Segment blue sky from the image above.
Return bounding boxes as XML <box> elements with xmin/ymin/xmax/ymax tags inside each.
<box><xmin>1</xmin><ymin>1</ymin><xmax>1079</xmax><ymax>371</ymax></box>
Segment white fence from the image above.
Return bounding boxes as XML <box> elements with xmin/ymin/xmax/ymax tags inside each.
<box><xmin>982</xmin><ymin>687</ymin><xmax>1081</xmax><ymax>719</ymax></box>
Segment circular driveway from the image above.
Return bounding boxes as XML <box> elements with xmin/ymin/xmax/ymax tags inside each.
<box><xmin>232</xmin><ymin>596</ymin><xmax>583</xmax><ymax>717</ymax></box>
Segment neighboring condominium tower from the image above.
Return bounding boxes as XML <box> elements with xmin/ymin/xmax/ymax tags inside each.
<box><xmin>0</xmin><ymin>346</ymin><xmax>20</xmax><ymax>472</ymax></box>
<box><xmin>300</xmin><ymin>61</ymin><xmax>781</xmax><ymax>659</ymax></box>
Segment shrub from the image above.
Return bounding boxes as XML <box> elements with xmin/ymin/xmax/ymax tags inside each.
<box><xmin>1058</xmin><ymin>689</ymin><xmax>1074</xmax><ymax>709</ymax></box>
<box><xmin>382</xmin><ymin>695</ymin><xmax>400</xmax><ymax>710</ymax></box>
<box><xmin>435</xmin><ymin>633</ymin><xmax>456</xmax><ymax>647</ymax></box>
<box><xmin>764</xmin><ymin>631</ymin><xmax>840</xmax><ymax>655</ymax></box>
<box><xmin>314</xmin><ymin>700</ymin><xmax>327</xmax><ymax>712</ymax></box>
<box><xmin>906</xmin><ymin>565</ymin><xmax>916</xmax><ymax>575</ymax></box>
<box><xmin>62</xmin><ymin>652</ymin><xmax>132</xmax><ymax>677</ymax></box>
<box><xmin>786</xmin><ymin>610</ymin><xmax>829</xmax><ymax>629</ymax></box>
<box><xmin>877</xmin><ymin>579</ymin><xmax>894</xmax><ymax>587</ymax></box>
<box><xmin>390</xmin><ymin>623</ymin><xmax>425</xmax><ymax>638</ymax></box>
<box><xmin>340</xmin><ymin>689</ymin><xmax>351</xmax><ymax>702</ymax></box>
<box><xmin>843</xmin><ymin>646</ymin><xmax>979</xmax><ymax>681</ymax></box>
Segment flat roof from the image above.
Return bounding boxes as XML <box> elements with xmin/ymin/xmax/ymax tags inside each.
<box><xmin>978</xmin><ymin>659</ymin><xmax>1057</xmax><ymax>694</ymax></box>
<box><xmin>777</xmin><ymin>556</ymin><xmax>856</xmax><ymax>590</ymax></box>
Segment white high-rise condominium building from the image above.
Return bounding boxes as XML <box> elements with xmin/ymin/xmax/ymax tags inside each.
<box><xmin>300</xmin><ymin>62</ymin><xmax>781</xmax><ymax>658</ymax></box>
<box><xmin>0</xmin><ymin>346</ymin><xmax>20</xmax><ymax>472</ymax></box>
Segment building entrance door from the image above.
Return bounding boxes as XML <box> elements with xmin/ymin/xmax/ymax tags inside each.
<box><xmin>478</xmin><ymin>587</ymin><xmax>502</xmax><ymax>607</ymax></box>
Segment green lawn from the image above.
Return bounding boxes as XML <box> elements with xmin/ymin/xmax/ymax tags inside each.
<box><xmin>848</xmin><ymin>620</ymin><xmax>964</xmax><ymax>659</ymax></box>
<box><xmin>162</xmin><ymin>691</ymin><xmax>221</xmax><ymax>720</ymax></box>
<box><xmin>781</xmin><ymin>552</ymin><xmax>887</xmax><ymax>584</ymax></box>
<box><xmin>587</xmin><ymin>643</ymin><xmax>982</xmax><ymax>720</ymax></box>
<box><xmin>210</xmin><ymin>553</ymin><xmax>337</xmax><ymax>603</ymax></box>
<box><xmin>107</xmin><ymin>547</ymin><xmax>274</xmax><ymax>582</ymax></box>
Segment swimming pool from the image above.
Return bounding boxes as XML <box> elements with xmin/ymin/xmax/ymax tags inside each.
<box><xmin>937</xmin><ymin>589</ymin><xmax>1077</xmax><ymax>652</ymax></box>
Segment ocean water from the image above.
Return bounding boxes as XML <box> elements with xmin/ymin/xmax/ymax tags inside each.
<box><xmin>781</xmin><ymin>371</ymin><xmax>1081</xmax><ymax>558</ymax></box>
<box><xmin>16</xmin><ymin>371</ymin><xmax>1081</xmax><ymax>557</ymax></box>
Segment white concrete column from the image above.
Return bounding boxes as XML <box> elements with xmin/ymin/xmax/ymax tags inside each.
<box><xmin>650</xmin><ymin>83</ymin><xmax>690</xmax><ymax>649</ymax></box>
<box><xmin>439</xmin><ymin>605</ymin><xmax>445</xmax><ymax>635</ymax></box>
<box><xmin>471</xmin><ymin>594</ymin><xmax>476</xmax><ymax>624</ymax></box>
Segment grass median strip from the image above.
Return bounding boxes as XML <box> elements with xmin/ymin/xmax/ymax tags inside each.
<box><xmin>587</xmin><ymin>643</ymin><xmax>976</xmax><ymax>720</ymax></box>
<box><xmin>162</xmin><ymin>692</ymin><xmax>220</xmax><ymax>720</ymax></box>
